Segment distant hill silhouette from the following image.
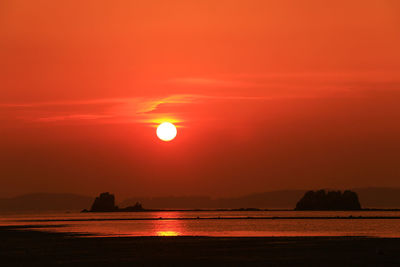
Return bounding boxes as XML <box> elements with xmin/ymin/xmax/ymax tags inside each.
<box><xmin>295</xmin><ymin>190</ymin><xmax>361</xmax><ymax>210</ymax></box>
<box><xmin>2</xmin><ymin>187</ymin><xmax>400</xmax><ymax>212</ymax></box>
<box><xmin>121</xmin><ymin>188</ymin><xmax>400</xmax><ymax>209</ymax></box>
<box><xmin>0</xmin><ymin>193</ymin><xmax>92</xmax><ymax>212</ymax></box>
<box><xmin>121</xmin><ymin>190</ymin><xmax>306</xmax><ymax>209</ymax></box>
<box><xmin>353</xmin><ymin>187</ymin><xmax>400</xmax><ymax>208</ymax></box>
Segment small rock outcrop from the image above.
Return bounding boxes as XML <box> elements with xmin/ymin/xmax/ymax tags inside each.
<box><xmin>121</xmin><ymin>202</ymin><xmax>144</xmax><ymax>212</ymax></box>
<box><xmin>90</xmin><ymin>192</ymin><xmax>118</xmax><ymax>212</ymax></box>
<box><xmin>295</xmin><ymin>190</ymin><xmax>362</xmax><ymax>210</ymax></box>
<box><xmin>85</xmin><ymin>192</ymin><xmax>145</xmax><ymax>212</ymax></box>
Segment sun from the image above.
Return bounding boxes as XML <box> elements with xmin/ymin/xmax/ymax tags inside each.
<box><xmin>156</xmin><ymin>122</ymin><xmax>177</xmax><ymax>141</ymax></box>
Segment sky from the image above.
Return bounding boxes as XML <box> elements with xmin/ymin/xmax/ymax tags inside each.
<box><xmin>1</xmin><ymin>0</ymin><xmax>400</xmax><ymax>198</ymax></box>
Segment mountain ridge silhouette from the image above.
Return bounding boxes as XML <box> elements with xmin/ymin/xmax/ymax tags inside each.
<box><xmin>1</xmin><ymin>187</ymin><xmax>400</xmax><ymax>212</ymax></box>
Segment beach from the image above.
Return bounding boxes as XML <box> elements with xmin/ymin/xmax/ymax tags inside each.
<box><xmin>1</xmin><ymin>226</ymin><xmax>400</xmax><ymax>266</ymax></box>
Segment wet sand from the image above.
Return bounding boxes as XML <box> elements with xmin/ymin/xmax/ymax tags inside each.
<box><xmin>1</xmin><ymin>226</ymin><xmax>400</xmax><ymax>266</ymax></box>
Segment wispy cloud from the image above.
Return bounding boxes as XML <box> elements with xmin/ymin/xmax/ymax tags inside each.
<box><xmin>0</xmin><ymin>95</ymin><xmax>199</xmax><ymax>124</ymax></box>
<box><xmin>3</xmin><ymin>71</ymin><xmax>399</xmax><ymax>126</ymax></box>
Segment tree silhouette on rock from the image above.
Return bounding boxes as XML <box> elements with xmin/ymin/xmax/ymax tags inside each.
<box><xmin>295</xmin><ymin>190</ymin><xmax>361</xmax><ymax>210</ymax></box>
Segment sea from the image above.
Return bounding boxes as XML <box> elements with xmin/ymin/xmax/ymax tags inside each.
<box><xmin>1</xmin><ymin>210</ymin><xmax>400</xmax><ymax>237</ymax></box>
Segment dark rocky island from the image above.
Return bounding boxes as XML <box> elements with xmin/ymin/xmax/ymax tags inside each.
<box><xmin>82</xmin><ymin>192</ymin><xmax>144</xmax><ymax>212</ymax></box>
<box><xmin>295</xmin><ymin>190</ymin><xmax>362</xmax><ymax>210</ymax></box>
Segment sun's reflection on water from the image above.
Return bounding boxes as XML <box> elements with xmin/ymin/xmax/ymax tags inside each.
<box><xmin>153</xmin><ymin>212</ymin><xmax>183</xmax><ymax>236</ymax></box>
<box><xmin>157</xmin><ymin>230</ymin><xmax>180</xmax><ymax>236</ymax></box>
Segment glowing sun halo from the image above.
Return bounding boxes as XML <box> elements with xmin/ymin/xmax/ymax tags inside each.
<box><xmin>156</xmin><ymin>122</ymin><xmax>177</xmax><ymax>141</ymax></box>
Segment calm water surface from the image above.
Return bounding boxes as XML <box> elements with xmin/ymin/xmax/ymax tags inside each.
<box><xmin>1</xmin><ymin>211</ymin><xmax>400</xmax><ymax>237</ymax></box>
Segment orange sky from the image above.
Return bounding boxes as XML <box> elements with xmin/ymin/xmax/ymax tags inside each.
<box><xmin>1</xmin><ymin>0</ymin><xmax>400</xmax><ymax>198</ymax></box>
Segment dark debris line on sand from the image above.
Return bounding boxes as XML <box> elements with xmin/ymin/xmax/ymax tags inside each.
<box><xmin>1</xmin><ymin>227</ymin><xmax>400</xmax><ymax>266</ymax></box>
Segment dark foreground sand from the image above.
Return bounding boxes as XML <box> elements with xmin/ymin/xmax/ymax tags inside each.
<box><xmin>1</xmin><ymin>226</ymin><xmax>400</xmax><ymax>266</ymax></box>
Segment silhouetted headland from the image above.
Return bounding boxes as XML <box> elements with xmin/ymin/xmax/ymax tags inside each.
<box><xmin>80</xmin><ymin>190</ymin><xmax>393</xmax><ymax>212</ymax></box>
<box><xmin>82</xmin><ymin>192</ymin><xmax>145</xmax><ymax>212</ymax></box>
<box><xmin>295</xmin><ymin>190</ymin><xmax>362</xmax><ymax>211</ymax></box>
<box><xmin>3</xmin><ymin>187</ymin><xmax>400</xmax><ymax>213</ymax></box>
<box><xmin>82</xmin><ymin>192</ymin><xmax>270</xmax><ymax>212</ymax></box>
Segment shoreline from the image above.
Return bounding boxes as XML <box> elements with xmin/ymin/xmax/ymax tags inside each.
<box><xmin>83</xmin><ymin>208</ymin><xmax>400</xmax><ymax>212</ymax></box>
<box><xmin>1</xmin><ymin>226</ymin><xmax>400</xmax><ymax>266</ymax></box>
<box><xmin>2</xmin><ymin>208</ymin><xmax>399</xmax><ymax>215</ymax></box>
<box><xmin>17</xmin><ymin>215</ymin><xmax>400</xmax><ymax>223</ymax></box>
